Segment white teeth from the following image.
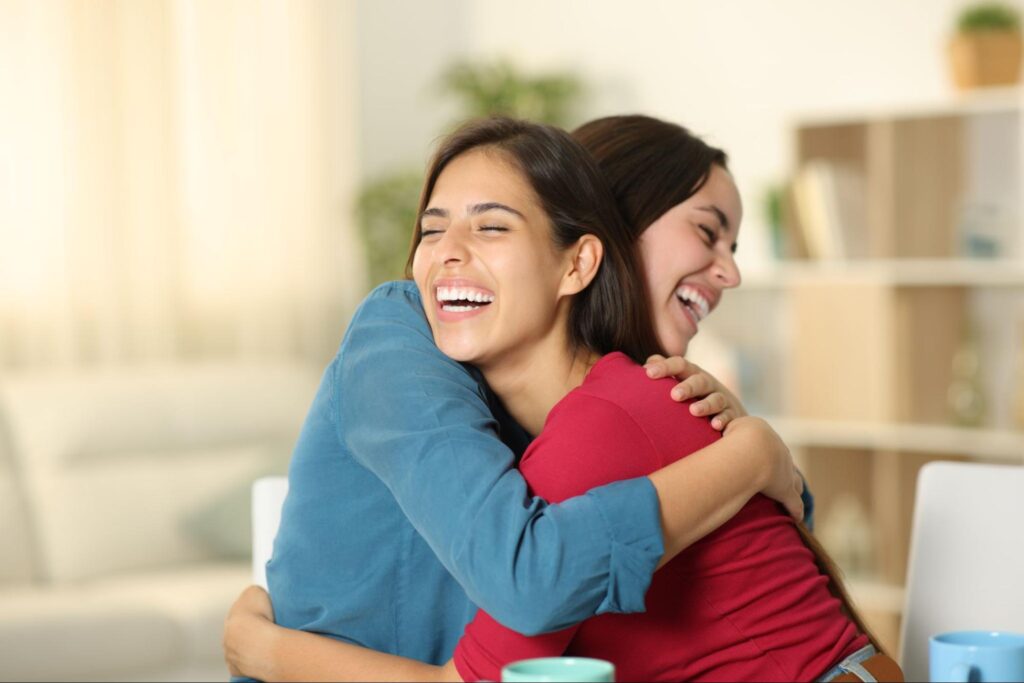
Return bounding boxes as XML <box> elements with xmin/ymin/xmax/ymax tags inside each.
<box><xmin>436</xmin><ymin>286</ymin><xmax>495</xmax><ymax>305</ymax></box>
<box><xmin>674</xmin><ymin>285</ymin><xmax>710</xmax><ymax>322</ymax></box>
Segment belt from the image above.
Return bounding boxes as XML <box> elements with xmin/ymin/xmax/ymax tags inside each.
<box><xmin>820</xmin><ymin>645</ymin><xmax>905</xmax><ymax>682</ymax></box>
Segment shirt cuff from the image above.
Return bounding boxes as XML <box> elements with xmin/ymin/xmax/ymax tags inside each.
<box><xmin>585</xmin><ymin>477</ymin><xmax>664</xmax><ymax>615</ymax></box>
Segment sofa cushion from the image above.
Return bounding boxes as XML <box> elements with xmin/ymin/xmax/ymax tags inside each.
<box><xmin>89</xmin><ymin>563</ymin><xmax>251</xmax><ymax>667</ymax></box>
<box><xmin>0</xmin><ymin>587</ymin><xmax>180</xmax><ymax>682</ymax></box>
<box><xmin>0</xmin><ymin>406</ymin><xmax>36</xmax><ymax>584</ymax></box>
<box><xmin>0</xmin><ymin>563</ymin><xmax>249</xmax><ymax>682</ymax></box>
<box><xmin>0</xmin><ymin>363</ymin><xmax>319</xmax><ymax>464</ymax></box>
<box><xmin>0</xmin><ymin>361</ymin><xmax>319</xmax><ymax>583</ymax></box>
<box><xmin>31</xmin><ymin>443</ymin><xmax>284</xmax><ymax>583</ymax></box>
<box><xmin>182</xmin><ymin>474</ymin><xmax>270</xmax><ymax>560</ymax></box>
<box><xmin>0</xmin><ymin>469</ymin><xmax>36</xmax><ymax>585</ymax></box>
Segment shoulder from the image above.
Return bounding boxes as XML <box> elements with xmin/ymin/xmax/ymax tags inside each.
<box><xmin>339</xmin><ymin>281</ymin><xmax>445</xmax><ymax>364</ymax></box>
<box><xmin>576</xmin><ymin>352</ymin><xmax>681</xmax><ymax>423</ymax></box>
<box><xmin>518</xmin><ymin>354</ymin><xmax>721</xmax><ymax>501</ymax></box>
<box><xmin>334</xmin><ymin>280</ymin><xmax>485</xmax><ymax>407</ymax></box>
<box><xmin>574</xmin><ymin>352</ymin><xmax>720</xmax><ymax>454</ymax></box>
<box><xmin>518</xmin><ymin>357</ymin><xmax>672</xmax><ymax>500</ymax></box>
<box><xmin>330</xmin><ymin>282</ymin><xmax>505</xmax><ymax>458</ymax></box>
<box><xmin>345</xmin><ymin>280</ymin><xmax>430</xmax><ymax>343</ymax></box>
<box><xmin>520</xmin><ymin>389</ymin><xmax>660</xmax><ymax>501</ymax></box>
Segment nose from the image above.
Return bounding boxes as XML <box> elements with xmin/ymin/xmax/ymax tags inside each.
<box><xmin>713</xmin><ymin>250</ymin><xmax>742</xmax><ymax>288</ymax></box>
<box><xmin>434</xmin><ymin>223</ymin><xmax>471</xmax><ymax>266</ymax></box>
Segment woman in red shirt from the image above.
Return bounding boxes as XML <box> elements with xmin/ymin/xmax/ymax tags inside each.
<box><xmin>225</xmin><ymin>116</ymin><xmax>897</xmax><ymax>681</ymax></box>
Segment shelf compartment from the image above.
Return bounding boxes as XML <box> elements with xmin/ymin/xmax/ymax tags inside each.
<box><xmin>771</xmin><ymin>417</ymin><xmax>1024</xmax><ymax>462</ymax></box>
<box><xmin>741</xmin><ymin>259</ymin><xmax>1024</xmax><ymax>288</ymax></box>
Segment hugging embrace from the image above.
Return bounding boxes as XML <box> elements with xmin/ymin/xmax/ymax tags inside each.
<box><xmin>223</xmin><ymin>115</ymin><xmax>903</xmax><ymax>682</ymax></box>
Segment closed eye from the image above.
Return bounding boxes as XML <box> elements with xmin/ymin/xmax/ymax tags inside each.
<box><xmin>479</xmin><ymin>225</ymin><xmax>509</xmax><ymax>233</ymax></box>
<box><xmin>698</xmin><ymin>224</ymin><xmax>717</xmax><ymax>243</ymax></box>
<box><xmin>421</xmin><ymin>228</ymin><xmax>444</xmax><ymax>238</ymax></box>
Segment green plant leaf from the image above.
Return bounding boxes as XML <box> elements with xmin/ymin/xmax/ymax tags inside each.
<box><xmin>957</xmin><ymin>2</ymin><xmax>1020</xmax><ymax>31</ymax></box>
<box><xmin>437</xmin><ymin>59</ymin><xmax>583</xmax><ymax>127</ymax></box>
<box><xmin>355</xmin><ymin>171</ymin><xmax>423</xmax><ymax>286</ymax></box>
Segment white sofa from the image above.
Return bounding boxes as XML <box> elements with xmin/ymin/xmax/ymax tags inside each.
<box><xmin>0</xmin><ymin>361</ymin><xmax>320</xmax><ymax>682</ymax></box>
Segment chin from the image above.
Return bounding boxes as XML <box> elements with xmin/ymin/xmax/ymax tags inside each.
<box><xmin>434</xmin><ymin>338</ymin><xmax>481</xmax><ymax>364</ymax></box>
<box><xmin>660</xmin><ymin>333</ymin><xmax>692</xmax><ymax>359</ymax></box>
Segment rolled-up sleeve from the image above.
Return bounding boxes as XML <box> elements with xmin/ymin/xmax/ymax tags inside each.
<box><xmin>333</xmin><ymin>283</ymin><xmax>664</xmax><ymax>634</ymax></box>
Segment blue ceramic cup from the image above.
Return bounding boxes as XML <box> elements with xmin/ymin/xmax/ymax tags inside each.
<box><xmin>501</xmin><ymin>657</ymin><xmax>615</xmax><ymax>682</ymax></box>
<box><xmin>930</xmin><ymin>631</ymin><xmax>1024</xmax><ymax>682</ymax></box>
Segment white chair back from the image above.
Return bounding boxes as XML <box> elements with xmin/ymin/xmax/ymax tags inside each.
<box><xmin>252</xmin><ymin>476</ymin><xmax>289</xmax><ymax>589</ymax></box>
<box><xmin>899</xmin><ymin>461</ymin><xmax>1024</xmax><ymax>680</ymax></box>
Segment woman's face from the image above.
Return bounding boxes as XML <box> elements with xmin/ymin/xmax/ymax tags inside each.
<box><xmin>412</xmin><ymin>148</ymin><xmax>573</xmax><ymax>368</ymax></box>
<box><xmin>638</xmin><ymin>164</ymin><xmax>743</xmax><ymax>357</ymax></box>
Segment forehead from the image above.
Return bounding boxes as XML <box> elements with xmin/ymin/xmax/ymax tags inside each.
<box><xmin>429</xmin><ymin>148</ymin><xmax>536</xmax><ymax>208</ymax></box>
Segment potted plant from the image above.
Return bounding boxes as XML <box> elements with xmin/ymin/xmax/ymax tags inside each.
<box><xmin>949</xmin><ymin>3</ymin><xmax>1022</xmax><ymax>89</ymax></box>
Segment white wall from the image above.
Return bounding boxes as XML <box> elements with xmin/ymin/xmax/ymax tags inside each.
<box><xmin>354</xmin><ymin>0</ymin><xmax>471</xmax><ymax>180</ymax></box>
<box><xmin>356</xmin><ymin>0</ymin><xmax>1024</xmax><ymax>268</ymax></box>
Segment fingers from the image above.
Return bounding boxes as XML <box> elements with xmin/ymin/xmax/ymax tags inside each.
<box><xmin>786</xmin><ymin>499</ymin><xmax>805</xmax><ymax>522</ymax></box>
<box><xmin>674</xmin><ymin>373</ymin><xmax>715</xmax><ymax>401</ymax></box>
<box><xmin>237</xmin><ymin>585</ymin><xmax>274</xmax><ymax>620</ymax></box>
<box><xmin>784</xmin><ymin>489</ymin><xmax>805</xmax><ymax>522</ymax></box>
<box><xmin>644</xmin><ymin>355</ymin><xmax>692</xmax><ymax>380</ymax></box>
<box><xmin>708</xmin><ymin>410</ymin><xmax>735</xmax><ymax>431</ymax></box>
<box><xmin>240</xmin><ymin>585</ymin><xmax>262</xmax><ymax>606</ymax></box>
<box><xmin>688</xmin><ymin>391</ymin><xmax>728</xmax><ymax>415</ymax></box>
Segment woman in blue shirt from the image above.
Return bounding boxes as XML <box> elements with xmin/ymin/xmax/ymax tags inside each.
<box><xmin>225</xmin><ymin>115</ymin><xmax>810</xmax><ymax>675</ymax></box>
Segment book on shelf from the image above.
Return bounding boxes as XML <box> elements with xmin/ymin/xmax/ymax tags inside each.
<box><xmin>788</xmin><ymin>160</ymin><xmax>868</xmax><ymax>260</ymax></box>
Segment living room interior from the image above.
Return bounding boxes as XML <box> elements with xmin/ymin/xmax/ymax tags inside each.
<box><xmin>2</xmin><ymin>1</ymin><xmax>1023</xmax><ymax>681</ymax></box>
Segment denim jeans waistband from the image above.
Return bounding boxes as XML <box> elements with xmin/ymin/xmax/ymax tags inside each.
<box><xmin>819</xmin><ymin>644</ymin><xmax>879</xmax><ymax>682</ymax></box>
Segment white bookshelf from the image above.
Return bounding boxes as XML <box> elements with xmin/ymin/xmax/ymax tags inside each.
<box><xmin>789</xmin><ymin>85</ymin><xmax>1022</xmax><ymax>129</ymax></box>
<box><xmin>741</xmin><ymin>259</ymin><xmax>1024</xmax><ymax>289</ymax></box>
<box><xmin>769</xmin><ymin>417</ymin><xmax>1024</xmax><ymax>463</ymax></box>
<box><xmin>740</xmin><ymin>93</ymin><xmax>1024</xmax><ymax>657</ymax></box>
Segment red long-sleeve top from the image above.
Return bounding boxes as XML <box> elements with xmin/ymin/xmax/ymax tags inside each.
<box><xmin>453</xmin><ymin>352</ymin><xmax>867</xmax><ymax>682</ymax></box>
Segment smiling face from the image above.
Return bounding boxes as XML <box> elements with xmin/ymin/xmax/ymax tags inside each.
<box><xmin>638</xmin><ymin>164</ymin><xmax>743</xmax><ymax>357</ymax></box>
<box><xmin>412</xmin><ymin>148</ymin><xmax>577</xmax><ymax>369</ymax></box>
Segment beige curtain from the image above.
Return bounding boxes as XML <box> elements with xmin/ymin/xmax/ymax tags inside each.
<box><xmin>0</xmin><ymin>0</ymin><xmax>365</xmax><ymax>368</ymax></box>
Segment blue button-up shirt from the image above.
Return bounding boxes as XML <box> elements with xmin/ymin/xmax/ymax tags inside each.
<box><xmin>266</xmin><ymin>281</ymin><xmax>666</xmax><ymax>664</ymax></box>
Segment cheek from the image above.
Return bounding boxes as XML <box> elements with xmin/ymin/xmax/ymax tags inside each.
<box><xmin>503</xmin><ymin>242</ymin><xmax>564</xmax><ymax>290</ymax></box>
<box><xmin>411</xmin><ymin>244</ymin><xmax>432</xmax><ymax>299</ymax></box>
<box><xmin>639</xmin><ymin>229</ymin><xmax>712</xmax><ymax>293</ymax></box>
<box><xmin>637</xmin><ymin>236</ymin><xmax>677</xmax><ymax>296</ymax></box>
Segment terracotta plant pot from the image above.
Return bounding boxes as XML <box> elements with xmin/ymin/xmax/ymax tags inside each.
<box><xmin>948</xmin><ymin>31</ymin><xmax>1023</xmax><ymax>89</ymax></box>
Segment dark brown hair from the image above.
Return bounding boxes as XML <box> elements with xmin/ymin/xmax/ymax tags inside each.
<box><xmin>572</xmin><ymin>114</ymin><xmax>729</xmax><ymax>240</ymax></box>
<box><xmin>405</xmin><ymin>117</ymin><xmax>661</xmax><ymax>365</ymax></box>
<box><xmin>575</xmin><ymin>113</ymin><xmax>884</xmax><ymax>655</ymax></box>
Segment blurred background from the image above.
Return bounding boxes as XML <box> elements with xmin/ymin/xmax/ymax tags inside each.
<box><xmin>1</xmin><ymin>0</ymin><xmax>1023</xmax><ymax>680</ymax></box>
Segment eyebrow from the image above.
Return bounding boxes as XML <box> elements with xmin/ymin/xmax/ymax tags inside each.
<box><xmin>697</xmin><ymin>205</ymin><xmax>729</xmax><ymax>231</ymax></box>
<box><xmin>420</xmin><ymin>202</ymin><xmax>526</xmax><ymax>221</ymax></box>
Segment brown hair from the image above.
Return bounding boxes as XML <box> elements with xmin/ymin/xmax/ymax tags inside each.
<box><xmin>573</xmin><ymin>114</ymin><xmax>729</xmax><ymax>240</ymax></box>
<box><xmin>796</xmin><ymin>525</ymin><xmax>885</xmax><ymax>653</ymax></box>
<box><xmin>575</xmin><ymin>113</ymin><xmax>884</xmax><ymax>655</ymax></box>
<box><xmin>405</xmin><ymin>117</ymin><xmax>661</xmax><ymax>365</ymax></box>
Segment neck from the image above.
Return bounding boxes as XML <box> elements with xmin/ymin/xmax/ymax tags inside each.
<box><xmin>480</xmin><ymin>330</ymin><xmax>599</xmax><ymax>436</ymax></box>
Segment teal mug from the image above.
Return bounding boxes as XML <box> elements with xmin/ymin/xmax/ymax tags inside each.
<box><xmin>930</xmin><ymin>631</ymin><xmax>1024</xmax><ymax>682</ymax></box>
<box><xmin>501</xmin><ymin>657</ymin><xmax>615</xmax><ymax>682</ymax></box>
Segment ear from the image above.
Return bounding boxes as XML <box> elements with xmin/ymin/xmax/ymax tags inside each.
<box><xmin>558</xmin><ymin>234</ymin><xmax>604</xmax><ymax>297</ymax></box>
